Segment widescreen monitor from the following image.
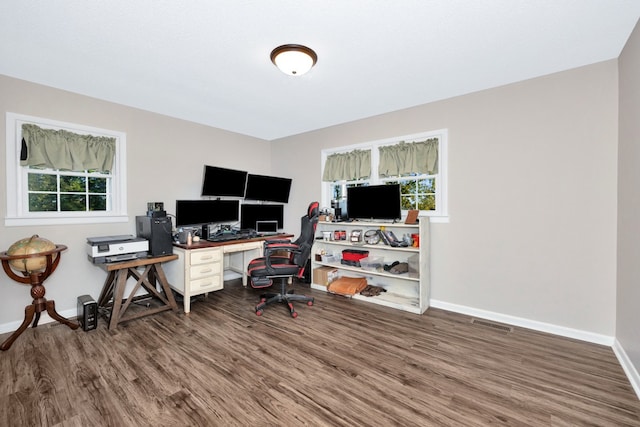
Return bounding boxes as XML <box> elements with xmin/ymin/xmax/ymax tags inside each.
<box><xmin>244</xmin><ymin>174</ymin><xmax>292</xmax><ymax>203</ymax></box>
<box><xmin>175</xmin><ymin>199</ymin><xmax>239</xmax><ymax>227</ymax></box>
<box><xmin>201</xmin><ymin>165</ymin><xmax>248</xmax><ymax>197</ymax></box>
<box><xmin>240</xmin><ymin>204</ymin><xmax>284</xmax><ymax>230</ymax></box>
<box><xmin>346</xmin><ymin>184</ymin><xmax>402</xmax><ymax>221</ymax></box>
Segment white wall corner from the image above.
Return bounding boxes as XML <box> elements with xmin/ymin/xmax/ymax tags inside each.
<box><xmin>613</xmin><ymin>339</ymin><xmax>640</xmax><ymax>401</ymax></box>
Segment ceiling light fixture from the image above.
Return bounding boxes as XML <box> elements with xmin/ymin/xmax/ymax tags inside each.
<box><xmin>270</xmin><ymin>44</ymin><xmax>317</xmax><ymax>76</ymax></box>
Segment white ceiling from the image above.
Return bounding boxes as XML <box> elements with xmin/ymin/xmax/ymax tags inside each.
<box><xmin>1</xmin><ymin>1</ymin><xmax>639</xmax><ymax>141</ymax></box>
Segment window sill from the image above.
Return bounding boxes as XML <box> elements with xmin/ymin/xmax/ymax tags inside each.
<box><xmin>4</xmin><ymin>215</ymin><xmax>129</xmax><ymax>227</ymax></box>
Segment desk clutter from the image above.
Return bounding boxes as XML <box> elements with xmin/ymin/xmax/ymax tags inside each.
<box><xmin>320</xmin><ymin>227</ymin><xmax>419</xmax><ymax>248</ymax></box>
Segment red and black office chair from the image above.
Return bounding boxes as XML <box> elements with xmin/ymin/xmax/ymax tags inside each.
<box><xmin>247</xmin><ymin>201</ymin><xmax>319</xmax><ymax>318</ymax></box>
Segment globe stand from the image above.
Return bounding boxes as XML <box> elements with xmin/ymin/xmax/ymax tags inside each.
<box><xmin>0</xmin><ymin>244</ymin><xmax>79</xmax><ymax>351</ymax></box>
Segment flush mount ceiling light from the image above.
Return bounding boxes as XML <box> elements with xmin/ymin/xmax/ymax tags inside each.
<box><xmin>270</xmin><ymin>44</ymin><xmax>317</xmax><ymax>76</ymax></box>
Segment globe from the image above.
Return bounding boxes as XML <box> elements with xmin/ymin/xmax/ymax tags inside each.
<box><xmin>6</xmin><ymin>235</ymin><xmax>57</xmax><ymax>273</ymax></box>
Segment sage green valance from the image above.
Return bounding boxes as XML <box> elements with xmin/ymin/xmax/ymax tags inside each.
<box><xmin>21</xmin><ymin>124</ymin><xmax>116</xmax><ymax>173</ymax></box>
<box><xmin>322</xmin><ymin>149</ymin><xmax>371</xmax><ymax>181</ymax></box>
<box><xmin>378</xmin><ymin>138</ymin><xmax>438</xmax><ymax>177</ymax></box>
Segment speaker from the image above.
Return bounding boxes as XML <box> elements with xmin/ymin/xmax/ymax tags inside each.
<box><xmin>136</xmin><ymin>215</ymin><xmax>173</xmax><ymax>256</ymax></box>
<box><xmin>77</xmin><ymin>294</ymin><xmax>97</xmax><ymax>331</ymax></box>
<box><xmin>201</xmin><ymin>224</ymin><xmax>210</xmax><ymax>240</ymax></box>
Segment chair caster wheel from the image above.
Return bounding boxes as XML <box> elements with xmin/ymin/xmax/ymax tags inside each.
<box><xmin>307</xmin><ymin>301</ymin><xmax>313</xmax><ymax>306</ymax></box>
<box><xmin>256</xmin><ymin>309</ymin><xmax>263</xmax><ymax>316</ymax></box>
<box><xmin>291</xmin><ymin>311</ymin><xmax>298</xmax><ymax>318</ymax></box>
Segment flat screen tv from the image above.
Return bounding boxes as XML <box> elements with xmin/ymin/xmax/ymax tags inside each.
<box><xmin>240</xmin><ymin>204</ymin><xmax>284</xmax><ymax>230</ymax></box>
<box><xmin>346</xmin><ymin>184</ymin><xmax>402</xmax><ymax>221</ymax></box>
<box><xmin>175</xmin><ymin>200</ymin><xmax>239</xmax><ymax>227</ymax></box>
<box><xmin>201</xmin><ymin>165</ymin><xmax>248</xmax><ymax>197</ymax></box>
<box><xmin>244</xmin><ymin>174</ymin><xmax>292</xmax><ymax>203</ymax></box>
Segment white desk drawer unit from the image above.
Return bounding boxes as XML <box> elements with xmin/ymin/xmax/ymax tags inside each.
<box><xmin>190</xmin><ymin>250</ymin><xmax>221</xmax><ymax>265</ymax></box>
<box><xmin>189</xmin><ymin>261</ymin><xmax>222</xmax><ymax>280</ymax></box>
<box><xmin>164</xmin><ymin>246</ymin><xmax>224</xmax><ymax>314</ymax></box>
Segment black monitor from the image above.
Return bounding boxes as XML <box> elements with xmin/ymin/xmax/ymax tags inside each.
<box><xmin>175</xmin><ymin>200</ymin><xmax>239</xmax><ymax>227</ymax></box>
<box><xmin>240</xmin><ymin>204</ymin><xmax>284</xmax><ymax>230</ymax></box>
<box><xmin>346</xmin><ymin>184</ymin><xmax>402</xmax><ymax>221</ymax></box>
<box><xmin>201</xmin><ymin>165</ymin><xmax>248</xmax><ymax>197</ymax></box>
<box><xmin>244</xmin><ymin>174</ymin><xmax>292</xmax><ymax>203</ymax></box>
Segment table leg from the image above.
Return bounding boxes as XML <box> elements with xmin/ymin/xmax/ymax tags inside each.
<box><xmin>242</xmin><ymin>250</ymin><xmax>248</xmax><ymax>287</ymax></box>
<box><xmin>108</xmin><ymin>269</ymin><xmax>128</xmax><ymax>330</ymax></box>
<box><xmin>45</xmin><ymin>300</ymin><xmax>79</xmax><ymax>330</ymax></box>
<box><xmin>0</xmin><ymin>305</ymin><xmax>36</xmax><ymax>351</ymax></box>
<box><xmin>152</xmin><ymin>264</ymin><xmax>178</xmax><ymax>311</ymax></box>
<box><xmin>98</xmin><ymin>271</ymin><xmax>116</xmax><ymax>307</ymax></box>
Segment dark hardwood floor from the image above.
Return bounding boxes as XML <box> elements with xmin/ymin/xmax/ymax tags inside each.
<box><xmin>1</xmin><ymin>279</ymin><xmax>639</xmax><ymax>426</ymax></box>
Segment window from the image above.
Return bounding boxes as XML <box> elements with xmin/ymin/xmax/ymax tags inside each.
<box><xmin>321</xmin><ymin>130</ymin><xmax>448</xmax><ymax>222</ymax></box>
<box><xmin>5</xmin><ymin>113</ymin><xmax>128</xmax><ymax>226</ymax></box>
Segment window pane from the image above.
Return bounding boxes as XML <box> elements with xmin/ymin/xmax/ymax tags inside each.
<box><xmin>60</xmin><ymin>194</ymin><xmax>86</xmax><ymax>211</ymax></box>
<box><xmin>28</xmin><ymin>173</ymin><xmax>56</xmax><ymax>192</ymax></box>
<box><xmin>60</xmin><ymin>175</ymin><xmax>86</xmax><ymax>192</ymax></box>
<box><xmin>419</xmin><ymin>194</ymin><xmax>436</xmax><ymax>211</ymax></box>
<box><xmin>401</xmin><ymin>195</ymin><xmax>415</xmax><ymax>210</ymax></box>
<box><xmin>418</xmin><ymin>178</ymin><xmax>435</xmax><ymax>193</ymax></box>
<box><xmin>399</xmin><ymin>180</ymin><xmax>416</xmax><ymax>193</ymax></box>
<box><xmin>89</xmin><ymin>177</ymin><xmax>107</xmax><ymax>193</ymax></box>
<box><xmin>29</xmin><ymin>193</ymin><xmax>57</xmax><ymax>211</ymax></box>
<box><xmin>89</xmin><ymin>195</ymin><xmax>107</xmax><ymax>211</ymax></box>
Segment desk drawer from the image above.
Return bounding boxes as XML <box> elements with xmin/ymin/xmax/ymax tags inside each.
<box><xmin>189</xmin><ymin>262</ymin><xmax>222</xmax><ymax>280</ymax></box>
<box><xmin>190</xmin><ymin>248</ymin><xmax>222</xmax><ymax>265</ymax></box>
<box><xmin>190</xmin><ymin>275</ymin><xmax>223</xmax><ymax>292</ymax></box>
<box><xmin>223</xmin><ymin>241</ymin><xmax>263</xmax><ymax>253</ymax></box>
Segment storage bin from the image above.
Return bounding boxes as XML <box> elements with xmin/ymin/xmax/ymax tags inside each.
<box><xmin>360</xmin><ymin>256</ymin><xmax>384</xmax><ymax>272</ymax></box>
<box><xmin>321</xmin><ymin>253</ymin><xmax>340</xmax><ymax>263</ymax></box>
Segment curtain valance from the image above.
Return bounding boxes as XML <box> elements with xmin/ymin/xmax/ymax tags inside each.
<box><xmin>378</xmin><ymin>139</ymin><xmax>438</xmax><ymax>177</ymax></box>
<box><xmin>21</xmin><ymin>123</ymin><xmax>116</xmax><ymax>173</ymax></box>
<box><xmin>322</xmin><ymin>149</ymin><xmax>371</xmax><ymax>182</ymax></box>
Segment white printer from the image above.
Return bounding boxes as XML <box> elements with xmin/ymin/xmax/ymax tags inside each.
<box><xmin>86</xmin><ymin>235</ymin><xmax>149</xmax><ymax>264</ymax></box>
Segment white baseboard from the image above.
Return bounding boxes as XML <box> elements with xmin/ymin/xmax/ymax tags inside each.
<box><xmin>613</xmin><ymin>339</ymin><xmax>640</xmax><ymax>400</ymax></box>
<box><xmin>0</xmin><ymin>307</ymin><xmax>77</xmax><ymax>335</ymax></box>
<box><xmin>430</xmin><ymin>299</ymin><xmax>615</xmax><ymax>346</ymax></box>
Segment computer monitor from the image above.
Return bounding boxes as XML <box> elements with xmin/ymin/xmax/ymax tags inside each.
<box><xmin>175</xmin><ymin>199</ymin><xmax>239</xmax><ymax>227</ymax></box>
<box><xmin>201</xmin><ymin>165</ymin><xmax>248</xmax><ymax>197</ymax></box>
<box><xmin>240</xmin><ymin>204</ymin><xmax>284</xmax><ymax>230</ymax></box>
<box><xmin>244</xmin><ymin>174</ymin><xmax>292</xmax><ymax>203</ymax></box>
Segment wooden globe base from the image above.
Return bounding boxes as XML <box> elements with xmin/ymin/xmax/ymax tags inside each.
<box><xmin>0</xmin><ymin>245</ymin><xmax>79</xmax><ymax>351</ymax></box>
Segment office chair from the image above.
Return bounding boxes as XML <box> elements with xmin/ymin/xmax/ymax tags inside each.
<box><xmin>247</xmin><ymin>201</ymin><xmax>319</xmax><ymax>318</ymax></box>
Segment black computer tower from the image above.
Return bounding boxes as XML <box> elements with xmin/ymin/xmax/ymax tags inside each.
<box><xmin>136</xmin><ymin>215</ymin><xmax>173</xmax><ymax>256</ymax></box>
<box><xmin>77</xmin><ymin>294</ymin><xmax>97</xmax><ymax>331</ymax></box>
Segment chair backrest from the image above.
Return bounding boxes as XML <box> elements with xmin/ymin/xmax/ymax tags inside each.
<box><xmin>291</xmin><ymin>201</ymin><xmax>319</xmax><ymax>267</ymax></box>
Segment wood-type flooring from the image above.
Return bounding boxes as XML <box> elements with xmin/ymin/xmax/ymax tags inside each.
<box><xmin>1</xmin><ymin>279</ymin><xmax>639</xmax><ymax>426</ymax></box>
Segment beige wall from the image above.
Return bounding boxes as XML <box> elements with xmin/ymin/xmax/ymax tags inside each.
<box><xmin>273</xmin><ymin>60</ymin><xmax>619</xmax><ymax>336</ymax></box>
<box><xmin>618</xmin><ymin>21</ymin><xmax>640</xmax><ymax>373</ymax></box>
<box><xmin>0</xmin><ymin>60</ymin><xmax>621</xmax><ymax>341</ymax></box>
<box><xmin>0</xmin><ymin>75</ymin><xmax>270</xmax><ymax>327</ymax></box>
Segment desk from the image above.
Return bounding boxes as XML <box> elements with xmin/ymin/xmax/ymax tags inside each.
<box><xmin>165</xmin><ymin>234</ymin><xmax>292</xmax><ymax>313</ymax></box>
<box><xmin>97</xmin><ymin>254</ymin><xmax>179</xmax><ymax>330</ymax></box>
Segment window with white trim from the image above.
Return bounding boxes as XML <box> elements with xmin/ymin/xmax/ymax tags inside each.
<box><xmin>321</xmin><ymin>130</ymin><xmax>448</xmax><ymax>221</ymax></box>
<box><xmin>5</xmin><ymin>113</ymin><xmax>128</xmax><ymax>226</ymax></box>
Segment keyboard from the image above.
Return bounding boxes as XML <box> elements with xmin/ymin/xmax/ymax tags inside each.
<box><xmin>207</xmin><ymin>232</ymin><xmax>255</xmax><ymax>242</ymax></box>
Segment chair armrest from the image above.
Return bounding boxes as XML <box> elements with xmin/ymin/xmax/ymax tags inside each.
<box><xmin>263</xmin><ymin>242</ymin><xmax>301</xmax><ymax>271</ymax></box>
<box><xmin>264</xmin><ymin>242</ymin><xmax>299</xmax><ymax>256</ymax></box>
<box><xmin>263</xmin><ymin>238</ymin><xmax>291</xmax><ymax>248</ymax></box>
